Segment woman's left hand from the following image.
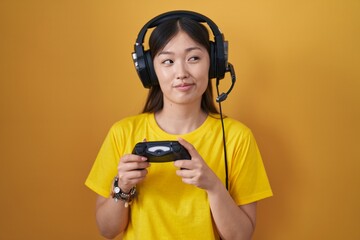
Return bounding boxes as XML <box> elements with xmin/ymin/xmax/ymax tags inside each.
<box><xmin>174</xmin><ymin>138</ymin><xmax>221</xmax><ymax>191</ymax></box>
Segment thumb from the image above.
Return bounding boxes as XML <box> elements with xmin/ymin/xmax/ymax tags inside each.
<box><xmin>177</xmin><ymin>138</ymin><xmax>198</xmax><ymax>160</ymax></box>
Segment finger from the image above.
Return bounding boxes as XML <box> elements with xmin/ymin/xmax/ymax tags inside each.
<box><xmin>125</xmin><ymin>168</ymin><xmax>149</xmax><ymax>180</ymax></box>
<box><xmin>176</xmin><ymin>170</ymin><xmax>198</xmax><ymax>186</ymax></box>
<box><xmin>119</xmin><ymin>161</ymin><xmax>150</xmax><ymax>172</ymax></box>
<box><xmin>118</xmin><ymin>169</ymin><xmax>148</xmax><ymax>188</ymax></box>
<box><xmin>174</xmin><ymin>159</ymin><xmax>192</xmax><ymax>169</ymax></box>
<box><xmin>121</xmin><ymin>154</ymin><xmax>147</xmax><ymax>163</ymax></box>
<box><xmin>177</xmin><ymin>138</ymin><xmax>199</xmax><ymax>159</ymax></box>
<box><xmin>175</xmin><ymin>168</ymin><xmax>195</xmax><ymax>178</ymax></box>
<box><xmin>181</xmin><ymin>178</ymin><xmax>195</xmax><ymax>185</ymax></box>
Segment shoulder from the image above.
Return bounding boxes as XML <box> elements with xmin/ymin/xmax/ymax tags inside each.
<box><xmin>104</xmin><ymin>113</ymin><xmax>153</xmax><ymax>138</ymax></box>
<box><xmin>208</xmin><ymin>114</ymin><xmax>252</xmax><ymax>133</ymax></box>
<box><xmin>206</xmin><ymin>114</ymin><xmax>256</xmax><ymax>146</ymax></box>
<box><xmin>111</xmin><ymin>113</ymin><xmax>151</xmax><ymax>129</ymax></box>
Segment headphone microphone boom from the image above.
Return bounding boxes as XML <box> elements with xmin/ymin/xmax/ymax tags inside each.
<box><xmin>216</xmin><ymin>63</ymin><xmax>236</xmax><ymax>103</ymax></box>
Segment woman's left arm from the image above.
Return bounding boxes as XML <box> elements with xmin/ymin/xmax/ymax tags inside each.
<box><xmin>207</xmin><ymin>180</ymin><xmax>256</xmax><ymax>240</ymax></box>
<box><xmin>175</xmin><ymin>138</ymin><xmax>256</xmax><ymax>240</ymax></box>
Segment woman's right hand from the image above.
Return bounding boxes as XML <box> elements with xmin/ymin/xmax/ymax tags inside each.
<box><xmin>117</xmin><ymin>154</ymin><xmax>150</xmax><ymax>192</ymax></box>
<box><xmin>96</xmin><ymin>154</ymin><xmax>149</xmax><ymax>239</ymax></box>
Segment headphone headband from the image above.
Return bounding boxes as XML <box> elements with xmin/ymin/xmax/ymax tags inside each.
<box><xmin>135</xmin><ymin>10</ymin><xmax>223</xmax><ymax>45</ymax></box>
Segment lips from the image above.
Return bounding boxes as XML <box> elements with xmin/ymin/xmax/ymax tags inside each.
<box><xmin>174</xmin><ymin>83</ymin><xmax>194</xmax><ymax>91</ymax></box>
<box><xmin>175</xmin><ymin>83</ymin><xmax>192</xmax><ymax>87</ymax></box>
<box><xmin>174</xmin><ymin>81</ymin><xmax>194</xmax><ymax>87</ymax></box>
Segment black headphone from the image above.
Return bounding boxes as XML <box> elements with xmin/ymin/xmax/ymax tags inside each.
<box><xmin>131</xmin><ymin>10</ymin><xmax>236</xmax><ymax>101</ymax></box>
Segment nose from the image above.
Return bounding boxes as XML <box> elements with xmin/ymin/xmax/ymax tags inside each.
<box><xmin>175</xmin><ymin>61</ymin><xmax>189</xmax><ymax>80</ymax></box>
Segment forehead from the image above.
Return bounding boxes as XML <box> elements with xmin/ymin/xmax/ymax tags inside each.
<box><xmin>161</xmin><ymin>31</ymin><xmax>205</xmax><ymax>51</ymax></box>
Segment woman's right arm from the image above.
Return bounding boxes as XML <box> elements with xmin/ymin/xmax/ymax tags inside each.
<box><xmin>95</xmin><ymin>195</ymin><xmax>130</xmax><ymax>239</ymax></box>
<box><xmin>95</xmin><ymin>154</ymin><xmax>150</xmax><ymax>239</ymax></box>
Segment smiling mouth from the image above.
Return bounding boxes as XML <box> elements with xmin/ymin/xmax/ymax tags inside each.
<box><xmin>174</xmin><ymin>82</ymin><xmax>194</xmax><ymax>88</ymax></box>
<box><xmin>173</xmin><ymin>83</ymin><xmax>194</xmax><ymax>91</ymax></box>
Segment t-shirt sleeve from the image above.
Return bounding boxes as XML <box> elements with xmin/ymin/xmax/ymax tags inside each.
<box><xmin>85</xmin><ymin>126</ymin><xmax>121</xmax><ymax>198</ymax></box>
<box><xmin>229</xmin><ymin>129</ymin><xmax>273</xmax><ymax>205</ymax></box>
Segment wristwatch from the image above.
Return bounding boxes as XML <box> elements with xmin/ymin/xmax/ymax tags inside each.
<box><xmin>112</xmin><ymin>176</ymin><xmax>137</xmax><ymax>207</ymax></box>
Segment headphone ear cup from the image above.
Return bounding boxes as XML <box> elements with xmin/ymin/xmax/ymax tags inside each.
<box><xmin>209</xmin><ymin>41</ymin><xmax>217</xmax><ymax>79</ymax></box>
<box><xmin>134</xmin><ymin>47</ymin><xmax>151</xmax><ymax>88</ymax></box>
<box><xmin>144</xmin><ymin>50</ymin><xmax>158</xmax><ymax>87</ymax></box>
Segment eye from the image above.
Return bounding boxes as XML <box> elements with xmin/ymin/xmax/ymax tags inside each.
<box><xmin>162</xmin><ymin>59</ymin><xmax>174</xmax><ymax>65</ymax></box>
<box><xmin>188</xmin><ymin>56</ymin><xmax>200</xmax><ymax>62</ymax></box>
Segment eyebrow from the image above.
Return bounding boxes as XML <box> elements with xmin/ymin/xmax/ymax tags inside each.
<box><xmin>157</xmin><ymin>47</ymin><xmax>204</xmax><ymax>56</ymax></box>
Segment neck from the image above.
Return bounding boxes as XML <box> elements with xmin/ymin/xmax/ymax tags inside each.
<box><xmin>155</xmin><ymin>105</ymin><xmax>207</xmax><ymax>135</ymax></box>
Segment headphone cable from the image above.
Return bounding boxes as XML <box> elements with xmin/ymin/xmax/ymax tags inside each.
<box><xmin>216</xmin><ymin>80</ymin><xmax>229</xmax><ymax>191</ymax></box>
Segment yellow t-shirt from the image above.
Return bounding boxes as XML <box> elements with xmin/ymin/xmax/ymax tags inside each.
<box><xmin>85</xmin><ymin>113</ymin><xmax>272</xmax><ymax>239</ymax></box>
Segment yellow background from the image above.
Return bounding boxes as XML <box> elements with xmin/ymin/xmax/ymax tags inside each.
<box><xmin>1</xmin><ymin>0</ymin><xmax>359</xmax><ymax>239</ymax></box>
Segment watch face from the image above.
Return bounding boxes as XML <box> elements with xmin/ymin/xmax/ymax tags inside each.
<box><xmin>114</xmin><ymin>187</ymin><xmax>120</xmax><ymax>194</ymax></box>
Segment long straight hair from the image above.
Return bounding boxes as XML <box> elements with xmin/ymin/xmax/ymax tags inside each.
<box><xmin>141</xmin><ymin>18</ymin><xmax>219</xmax><ymax>114</ymax></box>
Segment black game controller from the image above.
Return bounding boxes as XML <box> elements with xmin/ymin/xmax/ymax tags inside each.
<box><xmin>132</xmin><ymin>141</ymin><xmax>191</xmax><ymax>162</ymax></box>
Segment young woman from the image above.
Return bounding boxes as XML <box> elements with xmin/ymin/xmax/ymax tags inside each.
<box><xmin>85</xmin><ymin>12</ymin><xmax>272</xmax><ymax>240</ymax></box>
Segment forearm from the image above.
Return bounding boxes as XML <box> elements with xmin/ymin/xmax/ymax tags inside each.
<box><xmin>95</xmin><ymin>196</ymin><xmax>129</xmax><ymax>239</ymax></box>
<box><xmin>207</xmin><ymin>180</ymin><xmax>255</xmax><ymax>240</ymax></box>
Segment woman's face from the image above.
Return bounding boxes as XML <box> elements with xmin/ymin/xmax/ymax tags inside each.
<box><xmin>153</xmin><ymin>31</ymin><xmax>210</xmax><ymax>107</ymax></box>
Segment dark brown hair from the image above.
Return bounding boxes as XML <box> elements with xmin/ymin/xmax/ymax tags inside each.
<box><xmin>141</xmin><ymin>17</ymin><xmax>219</xmax><ymax>114</ymax></box>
